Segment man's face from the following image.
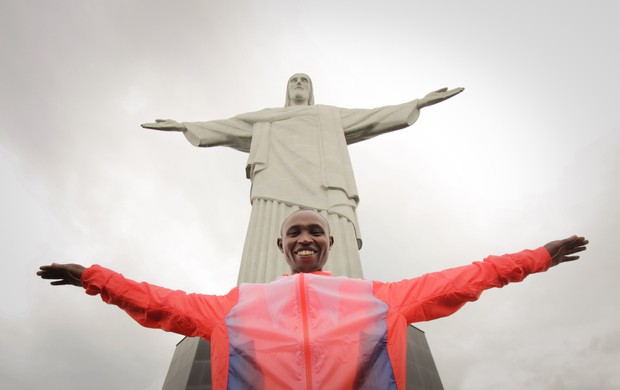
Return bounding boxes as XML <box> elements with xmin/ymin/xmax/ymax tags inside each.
<box><xmin>287</xmin><ymin>73</ymin><xmax>311</xmax><ymax>105</ymax></box>
<box><xmin>277</xmin><ymin>210</ymin><xmax>333</xmax><ymax>273</ymax></box>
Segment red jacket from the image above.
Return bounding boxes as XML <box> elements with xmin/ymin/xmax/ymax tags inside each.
<box><xmin>82</xmin><ymin>247</ymin><xmax>550</xmax><ymax>389</ymax></box>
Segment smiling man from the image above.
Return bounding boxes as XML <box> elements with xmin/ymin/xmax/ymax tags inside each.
<box><xmin>278</xmin><ymin>210</ymin><xmax>334</xmax><ymax>273</ymax></box>
<box><xmin>38</xmin><ymin>210</ymin><xmax>588</xmax><ymax>389</ymax></box>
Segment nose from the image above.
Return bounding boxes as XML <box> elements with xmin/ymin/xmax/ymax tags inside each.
<box><xmin>298</xmin><ymin>231</ymin><xmax>312</xmax><ymax>243</ymax></box>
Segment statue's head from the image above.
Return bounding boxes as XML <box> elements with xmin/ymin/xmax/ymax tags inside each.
<box><xmin>277</xmin><ymin>210</ymin><xmax>333</xmax><ymax>273</ymax></box>
<box><xmin>285</xmin><ymin>73</ymin><xmax>314</xmax><ymax>106</ymax></box>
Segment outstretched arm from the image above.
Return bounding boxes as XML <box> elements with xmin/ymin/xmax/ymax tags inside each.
<box><xmin>416</xmin><ymin>87</ymin><xmax>464</xmax><ymax>109</ymax></box>
<box><xmin>141</xmin><ymin>119</ymin><xmax>187</xmax><ymax>132</ymax></box>
<box><xmin>544</xmin><ymin>235</ymin><xmax>589</xmax><ymax>266</ymax></box>
<box><xmin>142</xmin><ymin>117</ymin><xmax>253</xmax><ymax>152</ymax></box>
<box><xmin>37</xmin><ymin>263</ymin><xmax>86</xmax><ymax>287</ymax></box>
<box><xmin>342</xmin><ymin>86</ymin><xmax>464</xmax><ymax>145</ymax></box>
<box><xmin>375</xmin><ymin>235</ymin><xmax>589</xmax><ymax>324</ymax></box>
<box><xmin>37</xmin><ymin>264</ymin><xmax>238</xmax><ymax>337</ymax></box>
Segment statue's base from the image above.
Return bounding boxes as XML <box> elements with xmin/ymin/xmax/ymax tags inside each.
<box><xmin>162</xmin><ymin>325</ymin><xmax>443</xmax><ymax>389</ymax></box>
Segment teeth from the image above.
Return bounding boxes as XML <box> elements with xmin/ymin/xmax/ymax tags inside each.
<box><xmin>297</xmin><ymin>250</ymin><xmax>315</xmax><ymax>256</ymax></box>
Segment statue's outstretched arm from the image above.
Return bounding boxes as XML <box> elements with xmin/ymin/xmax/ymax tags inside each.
<box><xmin>141</xmin><ymin>119</ymin><xmax>187</xmax><ymax>132</ymax></box>
<box><xmin>416</xmin><ymin>87</ymin><xmax>464</xmax><ymax>109</ymax></box>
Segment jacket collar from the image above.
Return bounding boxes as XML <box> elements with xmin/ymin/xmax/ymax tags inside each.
<box><xmin>279</xmin><ymin>271</ymin><xmax>333</xmax><ymax>279</ymax></box>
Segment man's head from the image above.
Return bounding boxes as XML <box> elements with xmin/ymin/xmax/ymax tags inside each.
<box><xmin>277</xmin><ymin>210</ymin><xmax>333</xmax><ymax>273</ymax></box>
<box><xmin>285</xmin><ymin>73</ymin><xmax>314</xmax><ymax>106</ymax></box>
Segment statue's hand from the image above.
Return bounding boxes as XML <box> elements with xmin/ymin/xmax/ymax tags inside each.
<box><xmin>141</xmin><ymin>119</ymin><xmax>186</xmax><ymax>132</ymax></box>
<box><xmin>417</xmin><ymin>87</ymin><xmax>464</xmax><ymax>109</ymax></box>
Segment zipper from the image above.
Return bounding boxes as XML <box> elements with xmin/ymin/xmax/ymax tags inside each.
<box><xmin>299</xmin><ymin>273</ymin><xmax>313</xmax><ymax>390</ymax></box>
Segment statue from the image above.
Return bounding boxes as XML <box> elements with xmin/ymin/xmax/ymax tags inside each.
<box><xmin>142</xmin><ymin>73</ymin><xmax>463</xmax><ymax>283</ymax></box>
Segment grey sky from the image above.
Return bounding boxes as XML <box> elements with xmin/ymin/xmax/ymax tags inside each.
<box><xmin>2</xmin><ymin>0</ymin><xmax>619</xmax><ymax>389</ymax></box>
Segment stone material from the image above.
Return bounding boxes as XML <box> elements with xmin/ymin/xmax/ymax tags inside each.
<box><xmin>143</xmin><ymin>74</ymin><xmax>462</xmax><ymax>284</ymax></box>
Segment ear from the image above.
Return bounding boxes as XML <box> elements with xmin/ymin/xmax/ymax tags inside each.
<box><xmin>329</xmin><ymin>236</ymin><xmax>334</xmax><ymax>250</ymax></box>
<box><xmin>277</xmin><ymin>237</ymin><xmax>283</xmax><ymax>253</ymax></box>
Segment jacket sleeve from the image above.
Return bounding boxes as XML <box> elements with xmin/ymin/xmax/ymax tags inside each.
<box><xmin>372</xmin><ymin>247</ymin><xmax>551</xmax><ymax>324</ymax></box>
<box><xmin>81</xmin><ymin>265</ymin><xmax>238</xmax><ymax>339</ymax></box>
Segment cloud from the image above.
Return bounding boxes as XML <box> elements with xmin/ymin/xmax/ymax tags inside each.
<box><xmin>3</xmin><ymin>1</ymin><xmax>619</xmax><ymax>388</ymax></box>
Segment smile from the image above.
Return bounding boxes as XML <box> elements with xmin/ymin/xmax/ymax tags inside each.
<box><xmin>296</xmin><ymin>250</ymin><xmax>316</xmax><ymax>256</ymax></box>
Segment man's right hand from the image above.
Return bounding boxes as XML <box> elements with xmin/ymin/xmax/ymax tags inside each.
<box><xmin>141</xmin><ymin>119</ymin><xmax>186</xmax><ymax>132</ymax></box>
<box><xmin>37</xmin><ymin>263</ymin><xmax>86</xmax><ymax>287</ymax></box>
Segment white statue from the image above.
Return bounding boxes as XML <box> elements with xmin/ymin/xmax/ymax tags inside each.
<box><xmin>142</xmin><ymin>73</ymin><xmax>463</xmax><ymax>283</ymax></box>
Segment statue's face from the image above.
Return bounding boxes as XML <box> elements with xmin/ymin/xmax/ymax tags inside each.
<box><xmin>287</xmin><ymin>73</ymin><xmax>312</xmax><ymax>105</ymax></box>
<box><xmin>277</xmin><ymin>210</ymin><xmax>333</xmax><ymax>274</ymax></box>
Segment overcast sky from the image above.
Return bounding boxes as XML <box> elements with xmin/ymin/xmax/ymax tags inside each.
<box><xmin>2</xmin><ymin>1</ymin><xmax>619</xmax><ymax>389</ymax></box>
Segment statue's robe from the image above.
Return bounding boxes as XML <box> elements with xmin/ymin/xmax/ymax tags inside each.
<box><xmin>183</xmin><ymin>101</ymin><xmax>421</xmax><ymax>283</ymax></box>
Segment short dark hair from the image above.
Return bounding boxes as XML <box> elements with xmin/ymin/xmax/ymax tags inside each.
<box><xmin>280</xmin><ymin>209</ymin><xmax>330</xmax><ymax>237</ymax></box>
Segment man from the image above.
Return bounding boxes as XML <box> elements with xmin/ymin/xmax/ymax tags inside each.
<box><xmin>38</xmin><ymin>210</ymin><xmax>588</xmax><ymax>390</ymax></box>
<box><xmin>142</xmin><ymin>74</ymin><xmax>463</xmax><ymax>283</ymax></box>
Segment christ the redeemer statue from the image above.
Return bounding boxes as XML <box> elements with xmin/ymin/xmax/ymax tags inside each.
<box><xmin>142</xmin><ymin>73</ymin><xmax>462</xmax><ymax>283</ymax></box>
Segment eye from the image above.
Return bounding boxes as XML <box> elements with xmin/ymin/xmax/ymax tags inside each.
<box><xmin>311</xmin><ymin>228</ymin><xmax>324</xmax><ymax>236</ymax></box>
<box><xmin>287</xmin><ymin>228</ymin><xmax>300</xmax><ymax>237</ymax></box>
